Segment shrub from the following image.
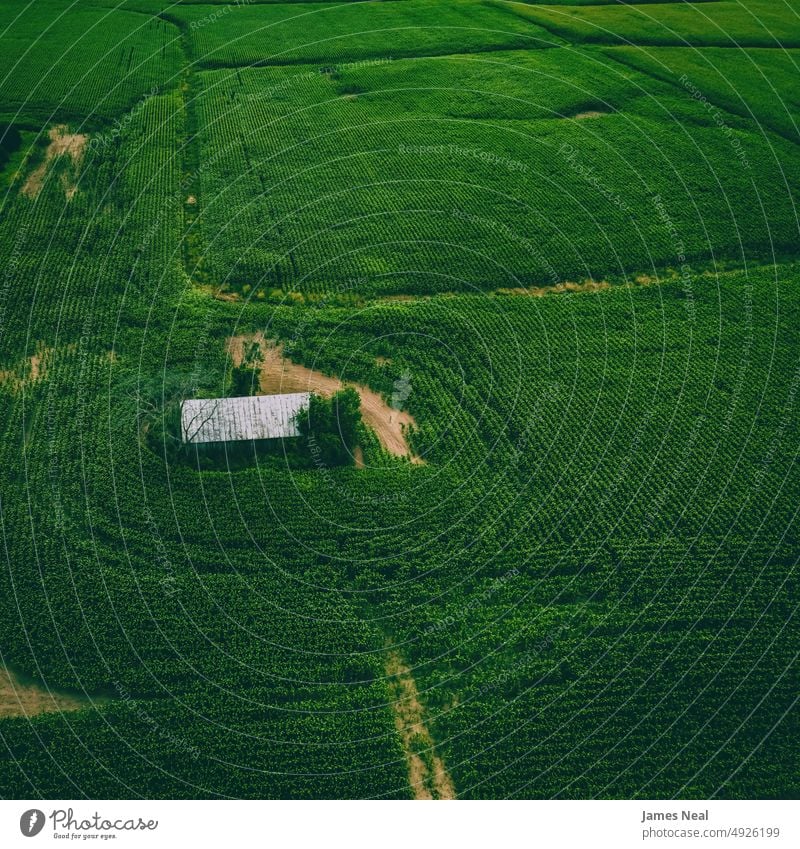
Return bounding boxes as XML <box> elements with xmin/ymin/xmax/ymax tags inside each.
<box><xmin>296</xmin><ymin>388</ymin><xmax>362</xmax><ymax>467</ymax></box>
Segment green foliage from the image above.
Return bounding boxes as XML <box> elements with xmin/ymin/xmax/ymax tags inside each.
<box><xmin>229</xmin><ymin>340</ymin><xmax>263</xmax><ymax>396</ymax></box>
<box><xmin>230</xmin><ymin>364</ymin><xmax>260</xmax><ymax>396</ymax></box>
<box><xmin>499</xmin><ymin>0</ymin><xmax>800</xmax><ymax>47</ymax></box>
<box><xmin>607</xmin><ymin>46</ymin><xmax>800</xmax><ymax>143</ymax></box>
<box><xmin>0</xmin><ymin>124</ymin><xmax>21</xmax><ymax>170</ymax></box>
<box><xmin>0</xmin><ymin>0</ymin><xmax>798</xmax><ymax>802</ymax></box>
<box><xmin>0</xmin><ymin>1</ymin><xmax>182</xmax><ymax>124</ymax></box>
<box><xmin>192</xmin><ymin>50</ymin><xmax>799</xmax><ymax>296</ymax></box>
<box><xmin>296</xmin><ymin>388</ymin><xmax>362</xmax><ymax>466</ymax></box>
<box><xmin>172</xmin><ymin>0</ymin><xmax>560</xmax><ymax>68</ymax></box>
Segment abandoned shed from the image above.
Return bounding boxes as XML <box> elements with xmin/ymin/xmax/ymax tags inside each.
<box><xmin>181</xmin><ymin>393</ymin><xmax>311</xmax><ymax>444</ymax></box>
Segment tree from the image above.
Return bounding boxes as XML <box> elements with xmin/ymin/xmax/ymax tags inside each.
<box><xmin>296</xmin><ymin>388</ymin><xmax>362</xmax><ymax>466</ymax></box>
<box><xmin>229</xmin><ymin>340</ymin><xmax>262</xmax><ymax>397</ymax></box>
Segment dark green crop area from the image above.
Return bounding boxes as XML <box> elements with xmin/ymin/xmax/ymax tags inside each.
<box><xmin>0</xmin><ymin>1</ymin><xmax>182</xmax><ymax>124</ymax></box>
<box><xmin>606</xmin><ymin>46</ymin><xmax>800</xmax><ymax>142</ymax></box>
<box><xmin>171</xmin><ymin>0</ymin><xmax>562</xmax><ymax>67</ymax></box>
<box><xmin>0</xmin><ymin>0</ymin><xmax>798</xmax><ymax>800</ymax></box>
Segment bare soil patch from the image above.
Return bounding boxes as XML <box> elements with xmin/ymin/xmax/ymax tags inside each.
<box><xmin>197</xmin><ymin>284</ymin><xmax>240</xmax><ymax>302</ymax></box>
<box><xmin>22</xmin><ymin>125</ymin><xmax>87</xmax><ymax>199</ymax></box>
<box><xmin>0</xmin><ymin>665</ymin><xmax>93</xmax><ymax>719</ymax></box>
<box><xmin>571</xmin><ymin>110</ymin><xmax>609</xmax><ymax>120</ymax></box>
<box><xmin>227</xmin><ymin>334</ymin><xmax>422</xmax><ymax>462</ymax></box>
<box><xmin>497</xmin><ymin>279</ymin><xmax>610</xmax><ymax>297</ymax></box>
<box><xmin>0</xmin><ymin>343</ymin><xmax>69</xmax><ymax>392</ymax></box>
<box><xmin>385</xmin><ymin>651</ymin><xmax>455</xmax><ymax>800</ymax></box>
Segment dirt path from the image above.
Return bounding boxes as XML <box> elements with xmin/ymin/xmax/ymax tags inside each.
<box><xmin>227</xmin><ymin>334</ymin><xmax>422</xmax><ymax>462</ymax></box>
<box><xmin>385</xmin><ymin>651</ymin><xmax>456</xmax><ymax>800</ymax></box>
<box><xmin>0</xmin><ymin>665</ymin><xmax>93</xmax><ymax>719</ymax></box>
<box><xmin>497</xmin><ymin>279</ymin><xmax>610</xmax><ymax>297</ymax></box>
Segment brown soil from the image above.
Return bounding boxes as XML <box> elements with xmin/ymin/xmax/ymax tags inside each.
<box><xmin>353</xmin><ymin>445</ymin><xmax>365</xmax><ymax>469</ymax></box>
<box><xmin>227</xmin><ymin>334</ymin><xmax>422</xmax><ymax>462</ymax></box>
<box><xmin>214</xmin><ymin>290</ymin><xmax>240</xmax><ymax>302</ymax></box>
<box><xmin>497</xmin><ymin>279</ymin><xmax>610</xmax><ymax>297</ymax></box>
<box><xmin>571</xmin><ymin>110</ymin><xmax>608</xmax><ymax>120</ymax></box>
<box><xmin>197</xmin><ymin>284</ymin><xmax>240</xmax><ymax>302</ymax></box>
<box><xmin>0</xmin><ymin>344</ymin><xmax>66</xmax><ymax>392</ymax></box>
<box><xmin>0</xmin><ymin>665</ymin><xmax>93</xmax><ymax>719</ymax></box>
<box><xmin>0</xmin><ymin>369</ymin><xmax>18</xmax><ymax>392</ymax></box>
<box><xmin>385</xmin><ymin>651</ymin><xmax>456</xmax><ymax>800</ymax></box>
<box><xmin>22</xmin><ymin>125</ymin><xmax>88</xmax><ymax>199</ymax></box>
<box><xmin>29</xmin><ymin>353</ymin><xmax>43</xmax><ymax>381</ymax></box>
<box><xmin>186</xmin><ymin>195</ymin><xmax>197</xmax><ymax>205</ymax></box>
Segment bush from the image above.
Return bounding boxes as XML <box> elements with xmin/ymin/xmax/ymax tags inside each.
<box><xmin>230</xmin><ymin>365</ymin><xmax>259</xmax><ymax>397</ymax></box>
<box><xmin>296</xmin><ymin>388</ymin><xmax>362</xmax><ymax>467</ymax></box>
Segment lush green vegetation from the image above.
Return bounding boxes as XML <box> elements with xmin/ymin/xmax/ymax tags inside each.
<box><xmin>501</xmin><ymin>0</ymin><xmax>800</xmax><ymax>47</ymax></box>
<box><xmin>0</xmin><ymin>0</ymin><xmax>797</xmax><ymax>800</ymax></box>
<box><xmin>192</xmin><ymin>51</ymin><xmax>798</xmax><ymax>296</ymax></box>
<box><xmin>169</xmin><ymin>0</ymin><xmax>562</xmax><ymax>67</ymax></box>
<box><xmin>607</xmin><ymin>46</ymin><xmax>800</xmax><ymax>142</ymax></box>
<box><xmin>0</xmin><ymin>1</ymin><xmax>182</xmax><ymax>125</ymax></box>
<box><xmin>297</xmin><ymin>388</ymin><xmax>363</xmax><ymax>466</ymax></box>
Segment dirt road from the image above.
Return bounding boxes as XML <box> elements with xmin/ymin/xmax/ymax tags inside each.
<box><xmin>228</xmin><ymin>334</ymin><xmax>422</xmax><ymax>462</ymax></box>
<box><xmin>385</xmin><ymin>651</ymin><xmax>456</xmax><ymax>800</ymax></box>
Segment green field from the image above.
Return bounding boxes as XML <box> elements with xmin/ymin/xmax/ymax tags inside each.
<box><xmin>190</xmin><ymin>50</ymin><xmax>798</xmax><ymax>295</ymax></box>
<box><xmin>501</xmin><ymin>0</ymin><xmax>800</xmax><ymax>47</ymax></box>
<box><xmin>0</xmin><ymin>0</ymin><xmax>798</xmax><ymax>800</ymax></box>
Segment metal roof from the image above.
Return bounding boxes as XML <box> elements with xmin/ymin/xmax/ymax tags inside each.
<box><xmin>181</xmin><ymin>393</ymin><xmax>311</xmax><ymax>444</ymax></box>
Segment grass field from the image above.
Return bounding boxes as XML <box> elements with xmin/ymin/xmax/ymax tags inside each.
<box><xmin>0</xmin><ymin>0</ymin><xmax>798</xmax><ymax>800</ymax></box>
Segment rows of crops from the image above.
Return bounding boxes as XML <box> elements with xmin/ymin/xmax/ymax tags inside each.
<box><xmin>1</xmin><ymin>0</ymin><xmax>798</xmax><ymax>800</ymax></box>
<box><xmin>157</xmin><ymin>0</ymin><xmax>561</xmax><ymax>67</ymax></box>
<box><xmin>0</xmin><ymin>61</ymin><xmax>418</xmax><ymax>796</ymax></box>
<box><xmin>503</xmin><ymin>0</ymin><xmax>800</xmax><ymax>47</ymax></box>
<box><xmin>4</xmin><ymin>204</ymin><xmax>798</xmax><ymax>794</ymax></box>
<box><xmin>189</xmin><ymin>50</ymin><xmax>799</xmax><ymax>296</ymax></box>
<box><xmin>606</xmin><ymin>46</ymin><xmax>800</xmax><ymax>143</ymax></box>
<box><xmin>0</xmin><ymin>1</ymin><xmax>182</xmax><ymax>126</ymax></box>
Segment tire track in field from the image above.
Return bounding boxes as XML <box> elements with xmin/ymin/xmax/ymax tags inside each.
<box><xmin>0</xmin><ymin>665</ymin><xmax>94</xmax><ymax>719</ymax></box>
<box><xmin>385</xmin><ymin>650</ymin><xmax>456</xmax><ymax>800</ymax></box>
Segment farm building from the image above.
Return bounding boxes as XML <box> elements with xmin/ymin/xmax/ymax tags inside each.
<box><xmin>181</xmin><ymin>393</ymin><xmax>311</xmax><ymax>444</ymax></box>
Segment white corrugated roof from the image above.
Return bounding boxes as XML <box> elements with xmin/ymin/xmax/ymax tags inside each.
<box><xmin>181</xmin><ymin>393</ymin><xmax>311</xmax><ymax>444</ymax></box>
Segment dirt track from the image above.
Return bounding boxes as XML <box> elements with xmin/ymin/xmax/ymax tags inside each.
<box><xmin>228</xmin><ymin>334</ymin><xmax>422</xmax><ymax>462</ymax></box>
<box><xmin>497</xmin><ymin>279</ymin><xmax>609</xmax><ymax>297</ymax></box>
<box><xmin>385</xmin><ymin>651</ymin><xmax>456</xmax><ymax>800</ymax></box>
